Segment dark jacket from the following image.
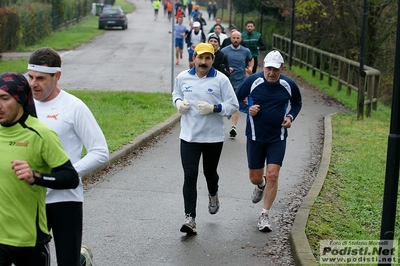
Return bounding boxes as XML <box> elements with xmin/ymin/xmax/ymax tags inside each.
<box><xmin>241</xmin><ymin>31</ymin><xmax>267</xmax><ymax>57</ymax></box>
<box><xmin>213</xmin><ymin>49</ymin><xmax>230</xmax><ymax>78</ymax></box>
<box><xmin>196</xmin><ymin>17</ymin><xmax>207</xmax><ymax>31</ymax></box>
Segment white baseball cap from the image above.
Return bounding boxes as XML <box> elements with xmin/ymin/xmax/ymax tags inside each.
<box><xmin>193</xmin><ymin>21</ymin><xmax>201</xmax><ymax>28</ymax></box>
<box><xmin>263</xmin><ymin>50</ymin><xmax>284</xmax><ymax>69</ymax></box>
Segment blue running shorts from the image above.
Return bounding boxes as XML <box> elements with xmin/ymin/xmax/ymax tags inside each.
<box><xmin>246</xmin><ymin>138</ymin><xmax>287</xmax><ymax>169</ymax></box>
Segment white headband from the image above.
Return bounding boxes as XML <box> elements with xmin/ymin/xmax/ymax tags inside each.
<box><xmin>27</xmin><ymin>64</ymin><xmax>61</xmax><ymax>74</ymax></box>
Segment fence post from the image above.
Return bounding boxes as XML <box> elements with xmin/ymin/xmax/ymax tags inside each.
<box><xmin>373</xmin><ymin>75</ymin><xmax>380</xmax><ymax>111</ymax></box>
<box><xmin>312</xmin><ymin>50</ymin><xmax>316</xmax><ymax>77</ymax></box>
<box><xmin>305</xmin><ymin>47</ymin><xmax>309</xmax><ymax>70</ymax></box>
<box><xmin>346</xmin><ymin>63</ymin><xmax>352</xmax><ymax>96</ymax></box>
<box><xmin>319</xmin><ymin>53</ymin><xmax>324</xmax><ymax>80</ymax></box>
<box><xmin>337</xmin><ymin>61</ymin><xmax>342</xmax><ymax>91</ymax></box>
<box><xmin>366</xmin><ymin>75</ymin><xmax>372</xmax><ymax>117</ymax></box>
<box><xmin>328</xmin><ymin>55</ymin><xmax>333</xmax><ymax>86</ymax></box>
<box><xmin>358</xmin><ymin>73</ymin><xmax>366</xmax><ymax>119</ymax></box>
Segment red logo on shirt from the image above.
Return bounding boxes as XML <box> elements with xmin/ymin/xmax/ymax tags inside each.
<box><xmin>47</xmin><ymin>114</ymin><xmax>59</xmax><ymax>120</ymax></box>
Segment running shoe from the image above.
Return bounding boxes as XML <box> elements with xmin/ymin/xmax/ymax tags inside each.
<box><xmin>180</xmin><ymin>214</ymin><xmax>197</xmax><ymax>234</ymax></box>
<box><xmin>81</xmin><ymin>244</ymin><xmax>95</xmax><ymax>266</ymax></box>
<box><xmin>229</xmin><ymin>125</ymin><xmax>237</xmax><ymax>138</ymax></box>
<box><xmin>176</xmin><ymin>60</ymin><xmax>179</xmax><ymax>65</ymax></box>
<box><xmin>251</xmin><ymin>176</ymin><xmax>266</xmax><ymax>203</ymax></box>
<box><xmin>258</xmin><ymin>212</ymin><xmax>272</xmax><ymax>232</ymax></box>
<box><xmin>208</xmin><ymin>192</ymin><xmax>219</xmax><ymax>214</ymax></box>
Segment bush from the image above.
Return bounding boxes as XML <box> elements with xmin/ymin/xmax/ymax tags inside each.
<box><xmin>0</xmin><ymin>0</ymin><xmax>93</xmax><ymax>53</ymax></box>
<box><xmin>17</xmin><ymin>3</ymin><xmax>53</xmax><ymax>47</ymax></box>
<box><xmin>0</xmin><ymin>7</ymin><xmax>19</xmax><ymax>53</ymax></box>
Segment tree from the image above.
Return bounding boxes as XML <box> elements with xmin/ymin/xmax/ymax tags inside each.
<box><xmin>294</xmin><ymin>0</ymin><xmax>397</xmax><ymax>67</ymax></box>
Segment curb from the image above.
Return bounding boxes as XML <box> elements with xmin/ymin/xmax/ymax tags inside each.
<box><xmin>289</xmin><ymin>113</ymin><xmax>335</xmax><ymax>266</ymax></box>
<box><xmin>82</xmin><ymin>113</ymin><xmax>181</xmax><ymax>180</ymax></box>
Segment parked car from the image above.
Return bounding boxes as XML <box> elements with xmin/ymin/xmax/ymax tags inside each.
<box><xmin>98</xmin><ymin>6</ymin><xmax>128</xmax><ymax>30</ymax></box>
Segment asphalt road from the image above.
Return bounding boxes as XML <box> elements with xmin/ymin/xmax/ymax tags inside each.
<box><xmin>29</xmin><ymin>0</ymin><xmax>348</xmax><ymax>265</ymax></box>
<box><xmin>58</xmin><ymin>1</ymin><xmax>190</xmax><ymax>92</ymax></box>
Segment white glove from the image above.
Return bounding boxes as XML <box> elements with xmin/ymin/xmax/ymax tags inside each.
<box><xmin>176</xmin><ymin>100</ymin><xmax>190</xmax><ymax>114</ymax></box>
<box><xmin>198</xmin><ymin>101</ymin><xmax>214</xmax><ymax>115</ymax></box>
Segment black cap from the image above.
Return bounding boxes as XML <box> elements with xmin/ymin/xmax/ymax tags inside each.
<box><xmin>208</xmin><ymin>34</ymin><xmax>220</xmax><ymax>45</ymax></box>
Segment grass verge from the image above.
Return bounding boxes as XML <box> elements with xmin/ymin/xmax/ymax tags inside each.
<box><xmin>67</xmin><ymin>90</ymin><xmax>176</xmax><ymax>153</ymax></box>
<box><xmin>290</xmin><ymin>66</ymin><xmax>400</xmax><ymax>264</ymax></box>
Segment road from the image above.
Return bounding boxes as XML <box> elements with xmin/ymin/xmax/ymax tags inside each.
<box><xmin>38</xmin><ymin>0</ymin><xmax>348</xmax><ymax>265</ymax></box>
<box><xmin>58</xmin><ymin>1</ymin><xmax>190</xmax><ymax>92</ymax></box>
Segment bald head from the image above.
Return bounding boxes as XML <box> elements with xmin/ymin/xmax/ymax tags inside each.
<box><xmin>231</xmin><ymin>31</ymin><xmax>242</xmax><ymax>48</ymax></box>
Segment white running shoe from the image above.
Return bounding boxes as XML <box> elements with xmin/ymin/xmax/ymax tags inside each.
<box><xmin>81</xmin><ymin>244</ymin><xmax>95</xmax><ymax>266</ymax></box>
<box><xmin>258</xmin><ymin>212</ymin><xmax>272</xmax><ymax>232</ymax></box>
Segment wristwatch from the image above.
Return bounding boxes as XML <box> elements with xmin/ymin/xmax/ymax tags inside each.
<box><xmin>213</xmin><ymin>104</ymin><xmax>219</xmax><ymax>113</ymax></box>
<box><xmin>32</xmin><ymin>170</ymin><xmax>42</xmax><ymax>184</ymax></box>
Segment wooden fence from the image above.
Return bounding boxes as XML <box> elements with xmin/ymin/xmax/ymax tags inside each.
<box><xmin>272</xmin><ymin>34</ymin><xmax>381</xmax><ymax>119</ymax></box>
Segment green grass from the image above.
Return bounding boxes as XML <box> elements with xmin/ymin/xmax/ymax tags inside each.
<box><xmin>67</xmin><ymin>90</ymin><xmax>175</xmax><ymax>153</ymax></box>
<box><xmin>17</xmin><ymin>16</ymin><xmax>104</xmax><ymax>52</ymax></box>
<box><xmin>290</xmin><ymin>66</ymin><xmax>400</xmax><ymax>265</ymax></box>
<box><xmin>0</xmin><ymin>59</ymin><xmax>28</xmax><ymax>75</ymax></box>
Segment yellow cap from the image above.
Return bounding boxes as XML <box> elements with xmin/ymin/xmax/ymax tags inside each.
<box><xmin>194</xmin><ymin>43</ymin><xmax>215</xmax><ymax>55</ymax></box>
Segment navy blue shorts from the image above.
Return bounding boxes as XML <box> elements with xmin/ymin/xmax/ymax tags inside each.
<box><xmin>188</xmin><ymin>50</ymin><xmax>194</xmax><ymax>62</ymax></box>
<box><xmin>188</xmin><ymin>46</ymin><xmax>194</xmax><ymax>62</ymax></box>
<box><xmin>246</xmin><ymin>138</ymin><xmax>286</xmax><ymax>169</ymax></box>
<box><xmin>175</xmin><ymin>38</ymin><xmax>184</xmax><ymax>49</ymax></box>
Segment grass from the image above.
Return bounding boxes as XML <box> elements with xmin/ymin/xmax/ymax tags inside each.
<box><xmin>290</xmin><ymin>66</ymin><xmax>400</xmax><ymax>264</ymax></box>
<box><xmin>67</xmin><ymin>90</ymin><xmax>175</xmax><ymax>153</ymax></box>
<box><xmin>0</xmin><ymin>59</ymin><xmax>28</xmax><ymax>75</ymax></box>
<box><xmin>17</xmin><ymin>16</ymin><xmax>103</xmax><ymax>52</ymax></box>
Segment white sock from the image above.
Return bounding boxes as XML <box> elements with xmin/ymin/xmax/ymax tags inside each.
<box><xmin>262</xmin><ymin>208</ymin><xmax>269</xmax><ymax>214</ymax></box>
<box><xmin>258</xmin><ymin>178</ymin><xmax>266</xmax><ymax>188</ymax></box>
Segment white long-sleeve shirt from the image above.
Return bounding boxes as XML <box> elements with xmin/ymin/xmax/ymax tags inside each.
<box><xmin>172</xmin><ymin>67</ymin><xmax>239</xmax><ymax>143</ymax></box>
<box><xmin>34</xmin><ymin>90</ymin><xmax>109</xmax><ymax>203</ymax></box>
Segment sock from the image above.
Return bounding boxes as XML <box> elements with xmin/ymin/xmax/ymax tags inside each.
<box><xmin>257</xmin><ymin>178</ymin><xmax>266</xmax><ymax>189</ymax></box>
<box><xmin>262</xmin><ymin>208</ymin><xmax>269</xmax><ymax>214</ymax></box>
<box><xmin>231</xmin><ymin>125</ymin><xmax>236</xmax><ymax>129</ymax></box>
